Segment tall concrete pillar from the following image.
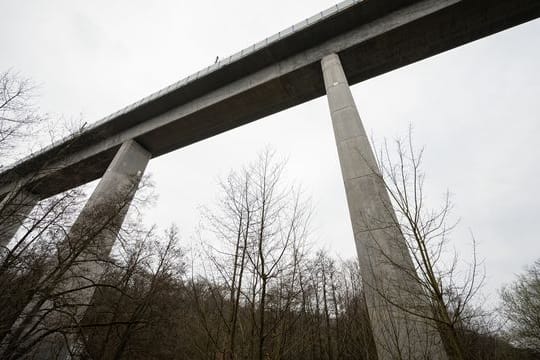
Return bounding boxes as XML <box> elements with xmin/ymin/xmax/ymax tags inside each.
<box><xmin>2</xmin><ymin>140</ymin><xmax>151</xmax><ymax>359</ymax></box>
<box><xmin>321</xmin><ymin>53</ymin><xmax>446</xmax><ymax>359</ymax></box>
<box><xmin>53</xmin><ymin>140</ymin><xmax>151</xmax><ymax>317</ymax></box>
<box><xmin>0</xmin><ymin>189</ymin><xmax>39</xmax><ymax>249</ymax></box>
<box><xmin>61</xmin><ymin>139</ymin><xmax>151</xmax><ymax>263</ymax></box>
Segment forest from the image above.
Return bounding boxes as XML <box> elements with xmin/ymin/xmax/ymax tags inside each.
<box><xmin>0</xmin><ymin>71</ymin><xmax>539</xmax><ymax>359</ymax></box>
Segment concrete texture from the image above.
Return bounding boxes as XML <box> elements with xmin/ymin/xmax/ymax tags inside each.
<box><xmin>61</xmin><ymin>139</ymin><xmax>151</xmax><ymax>262</ymax></box>
<box><xmin>0</xmin><ymin>189</ymin><xmax>38</xmax><ymax>249</ymax></box>
<box><xmin>0</xmin><ymin>0</ymin><xmax>538</xmax><ymax>357</ymax></box>
<box><xmin>0</xmin><ymin>0</ymin><xmax>538</xmax><ymax>200</ymax></box>
<box><xmin>54</xmin><ymin>139</ymin><xmax>151</xmax><ymax>323</ymax></box>
<box><xmin>321</xmin><ymin>53</ymin><xmax>447</xmax><ymax>359</ymax></box>
<box><xmin>1</xmin><ymin>140</ymin><xmax>151</xmax><ymax>359</ymax></box>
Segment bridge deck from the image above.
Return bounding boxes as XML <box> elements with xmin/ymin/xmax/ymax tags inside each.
<box><xmin>1</xmin><ymin>0</ymin><xmax>539</xmax><ymax>199</ymax></box>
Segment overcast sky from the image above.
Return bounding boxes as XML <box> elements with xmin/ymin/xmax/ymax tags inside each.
<box><xmin>1</xmin><ymin>0</ymin><xmax>539</xmax><ymax>305</ymax></box>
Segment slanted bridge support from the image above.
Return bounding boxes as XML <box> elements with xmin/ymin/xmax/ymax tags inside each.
<box><xmin>322</xmin><ymin>53</ymin><xmax>446</xmax><ymax>359</ymax></box>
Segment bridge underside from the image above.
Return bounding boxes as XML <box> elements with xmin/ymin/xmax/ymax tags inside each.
<box><xmin>0</xmin><ymin>0</ymin><xmax>539</xmax><ymax>199</ymax></box>
<box><xmin>2</xmin><ymin>1</ymin><xmax>539</xmax><ymax>358</ymax></box>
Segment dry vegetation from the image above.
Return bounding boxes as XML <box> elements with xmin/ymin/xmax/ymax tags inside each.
<box><xmin>0</xmin><ymin>71</ymin><xmax>538</xmax><ymax>359</ymax></box>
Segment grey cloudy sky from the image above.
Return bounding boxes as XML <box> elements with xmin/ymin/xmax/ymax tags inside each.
<box><xmin>1</xmin><ymin>0</ymin><xmax>539</xmax><ymax>304</ymax></box>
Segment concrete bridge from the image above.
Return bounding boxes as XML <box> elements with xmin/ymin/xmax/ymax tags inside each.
<box><xmin>1</xmin><ymin>0</ymin><xmax>538</xmax><ymax>358</ymax></box>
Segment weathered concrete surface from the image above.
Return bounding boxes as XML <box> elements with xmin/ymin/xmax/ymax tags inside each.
<box><xmin>61</xmin><ymin>139</ymin><xmax>151</xmax><ymax>261</ymax></box>
<box><xmin>0</xmin><ymin>189</ymin><xmax>38</xmax><ymax>248</ymax></box>
<box><xmin>53</xmin><ymin>139</ymin><xmax>151</xmax><ymax>329</ymax></box>
<box><xmin>1</xmin><ymin>140</ymin><xmax>150</xmax><ymax>359</ymax></box>
<box><xmin>322</xmin><ymin>53</ymin><xmax>446</xmax><ymax>359</ymax></box>
<box><xmin>0</xmin><ymin>0</ymin><xmax>538</xmax><ymax>200</ymax></box>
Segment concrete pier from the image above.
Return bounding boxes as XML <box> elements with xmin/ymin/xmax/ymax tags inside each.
<box><xmin>0</xmin><ymin>189</ymin><xmax>38</xmax><ymax>249</ymax></box>
<box><xmin>53</xmin><ymin>140</ymin><xmax>151</xmax><ymax>321</ymax></box>
<box><xmin>1</xmin><ymin>140</ymin><xmax>151</xmax><ymax>359</ymax></box>
<box><xmin>1</xmin><ymin>1</ymin><xmax>537</xmax><ymax>202</ymax></box>
<box><xmin>62</xmin><ymin>139</ymin><xmax>151</xmax><ymax>262</ymax></box>
<box><xmin>321</xmin><ymin>53</ymin><xmax>446</xmax><ymax>359</ymax></box>
<box><xmin>0</xmin><ymin>0</ymin><xmax>538</xmax><ymax>357</ymax></box>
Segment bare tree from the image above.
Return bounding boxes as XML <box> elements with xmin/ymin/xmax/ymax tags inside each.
<box><xmin>500</xmin><ymin>258</ymin><xmax>540</xmax><ymax>353</ymax></box>
<box><xmin>0</xmin><ymin>70</ymin><xmax>43</xmax><ymax>164</ymax></box>
<box><xmin>197</xmin><ymin>149</ymin><xmax>311</xmax><ymax>360</ymax></box>
<box><xmin>373</xmin><ymin>128</ymin><xmax>485</xmax><ymax>359</ymax></box>
<box><xmin>0</xmin><ymin>172</ymin><xmax>156</xmax><ymax>359</ymax></box>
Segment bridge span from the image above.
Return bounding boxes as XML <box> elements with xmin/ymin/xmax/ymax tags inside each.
<box><xmin>1</xmin><ymin>0</ymin><xmax>539</xmax><ymax>358</ymax></box>
<box><xmin>0</xmin><ymin>0</ymin><xmax>538</xmax><ymax>198</ymax></box>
